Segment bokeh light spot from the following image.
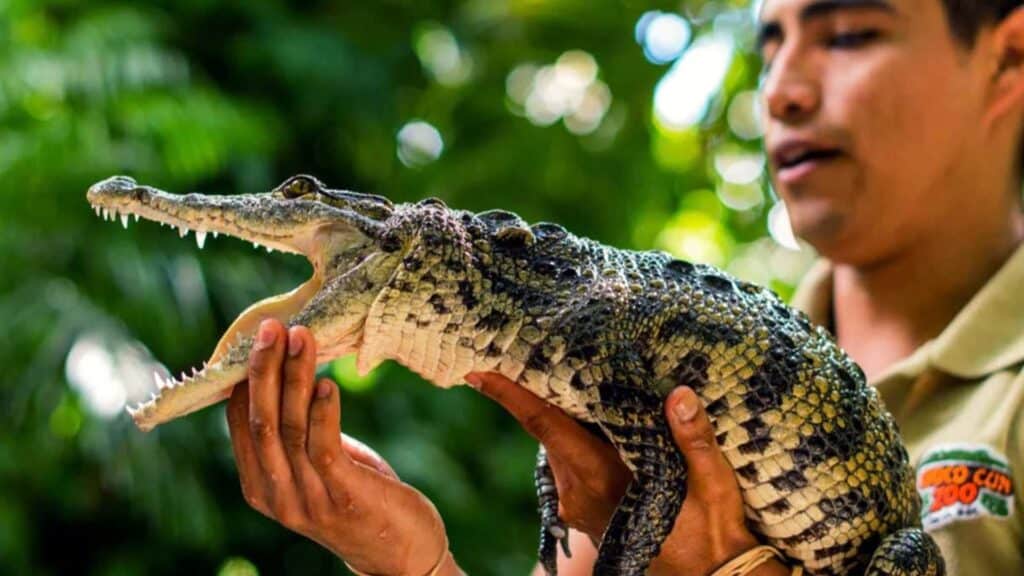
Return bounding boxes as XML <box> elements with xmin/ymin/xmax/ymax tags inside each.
<box><xmin>653</xmin><ymin>34</ymin><xmax>734</xmax><ymax>129</ymax></box>
<box><xmin>768</xmin><ymin>201</ymin><xmax>802</xmax><ymax>251</ymax></box>
<box><xmin>414</xmin><ymin>23</ymin><xmax>472</xmax><ymax>86</ymax></box>
<box><xmin>564</xmin><ymin>81</ymin><xmax>612</xmax><ymax>135</ymax></box>
<box><xmin>217</xmin><ymin>557</ymin><xmax>259</xmax><ymax>576</ymax></box>
<box><xmin>64</xmin><ymin>334</ymin><xmax>126</xmax><ymax>419</ymax></box>
<box><xmin>717</xmin><ymin>182</ymin><xmax>764</xmax><ymax>211</ymax></box>
<box><xmin>652</xmin><ymin>124</ymin><xmax>702</xmax><ymax>172</ymax></box>
<box><xmin>64</xmin><ymin>332</ymin><xmax>168</xmax><ymax>420</ymax></box>
<box><xmin>728</xmin><ymin>90</ymin><xmax>763</xmax><ymax>140</ymax></box>
<box><xmin>636</xmin><ymin>11</ymin><xmax>691</xmax><ymax>65</ymax></box>
<box><xmin>331</xmin><ymin>355</ymin><xmax>380</xmax><ymax>393</ymax></box>
<box><xmin>554</xmin><ymin>50</ymin><xmax>598</xmax><ymax>92</ymax></box>
<box><xmin>714</xmin><ymin>149</ymin><xmax>764</xmax><ymax>184</ymax></box>
<box><xmin>656</xmin><ymin>201</ymin><xmax>733</xmax><ymax>266</ymax></box>
<box><xmin>505</xmin><ymin>63</ymin><xmax>539</xmax><ymax>111</ymax></box>
<box><xmin>509</xmin><ymin>50</ymin><xmax>612</xmax><ymax>134</ymax></box>
<box><xmin>397</xmin><ymin>120</ymin><xmax>444</xmax><ymax>168</ymax></box>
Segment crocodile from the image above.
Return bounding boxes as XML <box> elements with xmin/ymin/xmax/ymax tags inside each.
<box><xmin>86</xmin><ymin>175</ymin><xmax>944</xmax><ymax>576</ymax></box>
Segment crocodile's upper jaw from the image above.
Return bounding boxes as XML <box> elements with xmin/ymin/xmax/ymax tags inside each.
<box><xmin>85</xmin><ymin>176</ymin><xmax>366</xmax><ymax>430</ymax></box>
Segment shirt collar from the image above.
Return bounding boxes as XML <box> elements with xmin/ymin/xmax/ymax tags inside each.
<box><xmin>789</xmin><ymin>243</ymin><xmax>1024</xmax><ymax>380</ymax></box>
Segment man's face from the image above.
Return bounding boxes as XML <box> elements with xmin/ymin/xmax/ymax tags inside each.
<box><xmin>758</xmin><ymin>0</ymin><xmax>992</xmax><ymax>264</ymax></box>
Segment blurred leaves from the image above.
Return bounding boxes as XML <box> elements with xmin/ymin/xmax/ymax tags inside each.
<box><xmin>0</xmin><ymin>1</ymin><xmax>815</xmax><ymax>575</ymax></box>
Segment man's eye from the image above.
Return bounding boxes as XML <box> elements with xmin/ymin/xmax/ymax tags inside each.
<box><xmin>828</xmin><ymin>29</ymin><xmax>880</xmax><ymax>48</ymax></box>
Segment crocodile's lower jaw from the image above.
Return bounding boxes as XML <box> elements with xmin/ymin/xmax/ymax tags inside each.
<box><xmin>125</xmin><ymin>271</ymin><xmax>325</xmax><ymax>429</ymax></box>
<box><xmin>208</xmin><ymin>273</ymin><xmax>324</xmax><ymax>366</ymax></box>
<box><xmin>87</xmin><ymin>200</ymin><xmax>325</xmax><ymax>430</ymax></box>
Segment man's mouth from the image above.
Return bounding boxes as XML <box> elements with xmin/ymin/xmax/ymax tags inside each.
<box><xmin>772</xmin><ymin>143</ymin><xmax>843</xmax><ymax>183</ymax></box>
<box><xmin>778</xmin><ymin>149</ymin><xmax>841</xmax><ymax>169</ymax></box>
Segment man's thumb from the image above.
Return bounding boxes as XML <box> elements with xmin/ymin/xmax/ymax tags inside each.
<box><xmin>665</xmin><ymin>386</ymin><xmax>733</xmax><ymax>495</ymax></box>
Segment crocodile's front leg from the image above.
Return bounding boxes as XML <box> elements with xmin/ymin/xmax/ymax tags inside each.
<box><xmin>592</xmin><ymin>381</ymin><xmax>687</xmax><ymax>576</ymax></box>
<box><xmin>865</xmin><ymin>528</ymin><xmax>945</xmax><ymax>575</ymax></box>
<box><xmin>535</xmin><ymin>444</ymin><xmax>571</xmax><ymax>576</ymax></box>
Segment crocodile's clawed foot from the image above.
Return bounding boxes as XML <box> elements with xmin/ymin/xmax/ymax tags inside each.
<box><xmin>539</xmin><ymin>517</ymin><xmax>572</xmax><ymax>576</ymax></box>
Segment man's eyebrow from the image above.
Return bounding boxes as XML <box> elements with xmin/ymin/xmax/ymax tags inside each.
<box><xmin>800</xmin><ymin>0</ymin><xmax>898</xmax><ymax>19</ymax></box>
<box><xmin>757</xmin><ymin>0</ymin><xmax>898</xmax><ymax>49</ymax></box>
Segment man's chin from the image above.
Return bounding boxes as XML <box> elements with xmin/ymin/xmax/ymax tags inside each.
<box><xmin>786</xmin><ymin>202</ymin><xmax>851</xmax><ymax>256</ymax></box>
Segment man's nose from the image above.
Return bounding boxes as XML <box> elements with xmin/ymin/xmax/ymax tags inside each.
<box><xmin>761</xmin><ymin>51</ymin><xmax>820</xmax><ymax>122</ymax></box>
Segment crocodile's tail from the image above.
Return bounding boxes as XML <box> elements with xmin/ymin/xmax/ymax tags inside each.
<box><xmin>864</xmin><ymin>528</ymin><xmax>945</xmax><ymax>576</ymax></box>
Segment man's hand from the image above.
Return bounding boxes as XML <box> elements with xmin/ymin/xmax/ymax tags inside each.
<box><xmin>226</xmin><ymin>319</ymin><xmax>457</xmax><ymax>576</ymax></box>
<box><xmin>467</xmin><ymin>372</ymin><xmax>788</xmax><ymax>576</ymax></box>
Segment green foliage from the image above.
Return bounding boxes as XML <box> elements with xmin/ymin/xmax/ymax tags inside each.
<box><xmin>0</xmin><ymin>1</ymin><xmax>814</xmax><ymax>574</ymax></box>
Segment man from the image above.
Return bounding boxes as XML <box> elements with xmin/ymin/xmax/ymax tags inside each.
<box><xmin>224</xmin><ymin>0</ymin><xmax>1024</xmax><ymax>573</ymax></box>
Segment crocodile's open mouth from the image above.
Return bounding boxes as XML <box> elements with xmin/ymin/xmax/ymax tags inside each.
<box><xmin>86</xmin><ymin>181</ymin><xmax>327</xmax><ymax>424</ymax></box>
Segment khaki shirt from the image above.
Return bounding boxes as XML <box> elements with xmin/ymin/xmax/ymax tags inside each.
<box><xmin>790</xmin><ymin>245</ymin><xmax>1024</xmax><ymax>575</ymax></box>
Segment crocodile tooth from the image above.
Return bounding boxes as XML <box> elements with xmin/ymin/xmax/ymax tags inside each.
<box><xmin>179</xmin><ymin>226</ymin><xmax>189</xmax><ymax>238</ymax></box>
<box><xmin>212</xmin><ymin>231</ymin><xmax>219</xmax><ymax>239</ymax></box>
<box><xmin>94</xmin><ymin>206</ymin><xmax>101</xmax><ymax>218</ymax></box>
<box><xmin>102</xmin><ymin>208</ymin><xmax>110</xmax><ymax>220</ymax></box>
<box><xmin>195</xmin><ymin>230</ymin><xmax>207</xmax><ymax>249</ymax></box>
<box><xmin>133</xmin><ymin>214</ymin><xmax>140</xmax><ymax>222</ymax></box>
<box><xmin>120</xmin><ymin>213</ymin><xmax>129</xmax><ymax>229</ymax></box>
<box><xmin>266</xmin><ymin>246</ymin><xmax>274</xmax><ymax>253</ymax></box>
<box><xmin>252</xmin><ymin>241</ymin><xmax>259</xmax><ymax>249</ymax></box>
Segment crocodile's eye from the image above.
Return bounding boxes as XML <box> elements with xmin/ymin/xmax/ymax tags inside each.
<box><xmin>276</xmin><ymin>174</ymin><xmax>322</xmax><ymax>199</ymax></box>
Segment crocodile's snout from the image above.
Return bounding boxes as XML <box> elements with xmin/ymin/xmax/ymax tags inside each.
<box><xmin>87</xmin><ymin>175</ymin><xmax>139</xmax><ymax>200</ymax></box>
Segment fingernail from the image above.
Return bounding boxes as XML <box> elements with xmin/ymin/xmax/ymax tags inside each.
<box><xmin>288</xmin><ymin>328</ymin><xmax>304</xmax><ymax>357</ymax></box>
<box><xmin>673</xmin><ymin>389</ymin><xmax>699</xmax><ymax>423</ymax></box>
<box><xmin>316</xmin><ymin>380</ymin><xmax>333</xmax><ymax>399</ymax></box>
<box><xmin>465</xmin><ymin>374</ymin><xmax>481</xmax><ymax>390</ymax></box>
<box><xmin>255</xmin><ymin>319</ymin><xmax>277</xmax><ymax>350</ymax></box>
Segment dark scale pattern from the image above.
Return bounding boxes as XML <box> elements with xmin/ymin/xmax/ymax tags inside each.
<box><xmin>671</xmin><ymin>351</ymin><xmax>711</xmax><ymax>391</ymax></box>
<box><xmin>463</xmin><ymin>217</ymin><xmax>940</xmax><ymax>575</ymax></box>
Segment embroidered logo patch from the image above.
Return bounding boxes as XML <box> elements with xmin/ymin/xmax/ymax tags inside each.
<box><xmin>916</xmin><ymin>443</ymin><xmax>1014</xmax><ymax>530</ymax></box>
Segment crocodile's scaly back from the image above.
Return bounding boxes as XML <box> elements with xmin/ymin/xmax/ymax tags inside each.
<box><xmin>86</xmin><ymin>175</ymin><xmax>943</xmax><ymax>575</ymax></box>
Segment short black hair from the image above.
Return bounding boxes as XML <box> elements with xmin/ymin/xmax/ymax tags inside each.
<box><xmin>945</xmin><ymin>1</ymin><xmax>1024</xmax><ymax>193</ymax></box>
<box><xmin>942</xmin><ymin>1</ymin><xmax>1023</xmax><ymax>45</ymax></box>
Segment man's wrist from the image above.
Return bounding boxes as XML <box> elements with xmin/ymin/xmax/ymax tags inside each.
<box><xmin>649</xmin><ymin>525</ymin><xmax>759</xmax><ymax>575</ymax></box>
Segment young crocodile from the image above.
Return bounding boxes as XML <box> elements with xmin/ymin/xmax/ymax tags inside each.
<box><xmin>86</xmin><ymin>175</ymin><xmax>944</xmax><ymax>576</ymax></box>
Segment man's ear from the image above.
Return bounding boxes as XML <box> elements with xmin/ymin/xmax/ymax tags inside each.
<box><xmin>984</xmin><ymin>7</ymin><xmax>1024</xmax><ymax>126</ymax></box>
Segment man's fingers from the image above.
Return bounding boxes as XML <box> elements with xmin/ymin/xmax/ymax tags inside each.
<box><xmin>665</xmin><ymin>386</ymin><xmax>736</xmax><ymax>499</ymax></box>
<box><xmin>226</xmin><ymin>382</ymin><xmax>270</xmax><ymax>515</ymax></box>
<box><xmin>247</xmin><ymin>318</ymin><xmax>299</xmax><ymax>516</ymax></box>
<box><xmin>469</xmin><ymin>372</ymin><xmax>605</xmax><ymax>462</ymax></box>
<box><xmin>248</xmin><ymin>318</ymin><xmax>286</xmax><ymax>448</ymax></box>
<box><xmin>280</xmin><ymin>326</ymin><xmax>318</xmax><ymax>450</ymax></box>
<box><xmin>342</xmin><ymin>433</ymin><xmax>399</xmax><ymax>479</ymax></box>
<box><xmin>279</xmin><ymin>326</ymin><xmax>332</xmax><ymax>511</ymax></box>
<box><xmin>307</xmin><ymin>379</ymin><xmax>358</xmax><ymax>503</ymax></box>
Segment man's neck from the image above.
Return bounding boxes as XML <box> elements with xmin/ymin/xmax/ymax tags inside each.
<box><xmin>832</xmin><ymin>197</ymin><xmax>1024</xmax><ymax>381</ymax></box>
